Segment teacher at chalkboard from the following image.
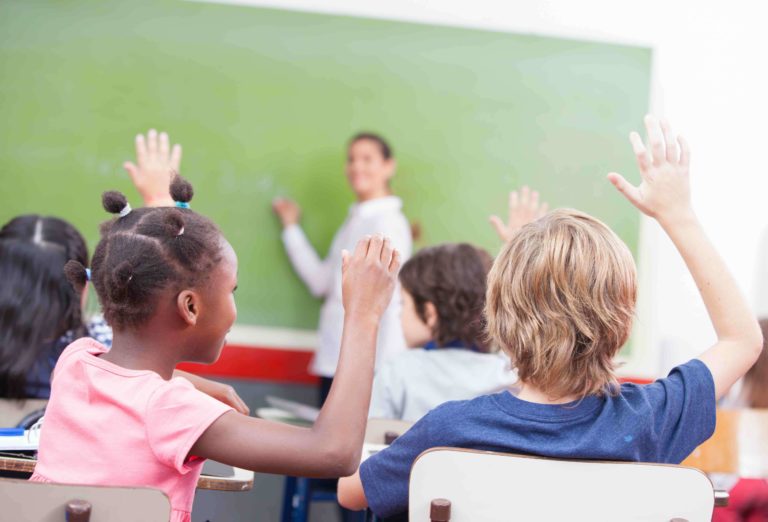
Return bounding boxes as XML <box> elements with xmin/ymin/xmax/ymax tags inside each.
<box><xmin>272</xmin><ymin>132</ymin><xmax>412</xmax><ymax>406</ymax></box>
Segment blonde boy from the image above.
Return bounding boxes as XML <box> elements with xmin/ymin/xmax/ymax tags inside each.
<box><xmin>338</xmin><ymin>116</ymin><xmax>763</xmax><ymax>518</ymax></box>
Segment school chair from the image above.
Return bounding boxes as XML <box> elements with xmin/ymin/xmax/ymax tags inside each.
<box><xmin>408</xmin><ymin>448</ymin><xmax>716</xmax><ymax>521</ymax></box>
<box><xmin>0</xmin><ymin>478</ymin><xmax>170</xmax><ymax>521</ymax></box>
<box><xmin>682</xmin><ymin>408</ymin><xmax>768</xmax><ymax>478</ymax></box>
<box><xmin>281</xmin><ymin>419</ymin><xmax>414</xmax><ymax>522</ymax></box>
<box><xmin>0</xmin><ymin>398</ymin><xmax>46</xmax><ymax>427</ymax></box>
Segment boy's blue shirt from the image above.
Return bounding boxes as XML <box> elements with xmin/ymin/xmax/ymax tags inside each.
<box><xmin>360</xmin><ymin>359</ymin><xmax>715</xmax><ymax>518</ymax></box>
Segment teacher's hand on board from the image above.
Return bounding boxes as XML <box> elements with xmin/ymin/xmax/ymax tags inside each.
<box><xmin>341</xmin><ymin>235</ymin><xmax>400</xmax><ymax>322</ymax></box>
<box><xmin>123</xmin><ymin>129</ymin><xmax>181</xmax><ymax>207</ymax></box>
<box><xmin>489</xmin><ymin>185</ymin><xmax>549</xmax><ymax>242</ymax></box>
<box><xmin>272</xmin><ymin>197</ymin><xmax>302</xmax><ymax>228</ymax></box>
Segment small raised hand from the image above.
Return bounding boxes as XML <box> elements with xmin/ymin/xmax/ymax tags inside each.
<box><xmin>489</xmin><ymin>186</ymin><xmax>549</xmax><ymax>242</ymax></box>
<box><xmin>607</xmin><ymin>115</ymin><xmax>692</xmax><ymax>224</ymax></box>
<box><xmin>123</xmin><ymin>129</ymin><xmax>182</xmax><ymax>207</ymax></box>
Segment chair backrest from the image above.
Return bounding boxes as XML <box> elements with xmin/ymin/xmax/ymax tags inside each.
<box><xmin>682</xmin><ymin>408</ymin><xmax>768</xmax><ymax>478</ymax></box>
<box><xmin>365</xmin><ymin>418</ymin><xmax>414</xmax><ymax>444</ymax></box>
<box><xmin>0</xmin><ymin>478</ymin><xmax>171</xmax><ymax>521</ymax></box>
<box><xmin>0</xmin><ymin>398</ymin><xmax>47</xmax><ymax>427</ymax></box>
<box><xmin>409</xmin><ymin>448</ymin><xmax>714</xmax><ymax>522</ymax></box>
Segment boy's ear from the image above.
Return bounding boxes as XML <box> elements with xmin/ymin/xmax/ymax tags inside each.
<box><xmin>424</xmin><ymin>301</ymin><xmax>438</xmax><ymax>330</ymax></box>
<box><xmin>176</xmin><ymin>290</ymin><xmax>200</xmax><ymax>326</ymax></box>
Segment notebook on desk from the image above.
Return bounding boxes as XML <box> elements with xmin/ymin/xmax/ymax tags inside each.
<box><xmin>0</xmin><ymin>420</ymin><xmax>42</xmax><ymax>452</ymax></box>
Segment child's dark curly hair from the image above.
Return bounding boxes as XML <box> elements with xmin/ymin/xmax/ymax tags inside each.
<box><xmin>399</xmin><ymin>243</ymin><xmax>493</xmax><ymax>352</ymax></box>
<box><xmin>64</xmin><ymin>176</ymin><xmax>223</xmax><ymax>330</ymax></box>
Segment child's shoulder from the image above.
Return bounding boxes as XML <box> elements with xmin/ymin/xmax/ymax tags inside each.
<box><xmin>619</xmin><ymin>358</ymin><xmax>714</xmax><ymax>403</ymax></box>
<box><xmin>146</xmin><ymin>375</ymin><xmax>230</xmax><ymax>417</ymax></box>
<box><xmin>56</xmin><ymin>336</ymin><xmax>108</xmax><ymax>367</ymax></box>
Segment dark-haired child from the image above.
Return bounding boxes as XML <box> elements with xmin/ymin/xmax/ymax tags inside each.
<box><xmin>369</xmin><ymin>243</ymin><xmax>516</xmax><ymax>422</ymax></box>
<box><xmin>31</xmin><ymin>176</ymin><xmax>401</xmax><ymax>522</ymax></box>
<box><xmin>339</xmin><ymin>116</ymin><xmax>763</xmax><ymax>518</ymax></box>
<box><xmin>0</xmin><ymin>215</ymin><xmax>106</xmax><ymax>399</ymax></box>
<box><xmin>0</xmin><ymin>130</ymin><xmax>243</xmax><ymax>409</ymax></box>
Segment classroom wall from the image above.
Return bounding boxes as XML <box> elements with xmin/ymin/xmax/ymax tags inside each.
<box><xmin>213</xmin><ymin>0</ymin><xmax>768</xmax><ymax>377</ymax></box>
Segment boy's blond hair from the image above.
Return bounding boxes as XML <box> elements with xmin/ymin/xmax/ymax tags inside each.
<box><xmin>486</xmin><ymin>209</ymin><xmax>637</xmax><ymax>399</ymax></box>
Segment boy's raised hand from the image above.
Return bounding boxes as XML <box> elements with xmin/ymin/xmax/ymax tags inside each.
<box><xmin>341</xmin><ymin>235</ymin><xmax>400</xmax><ymax>321</ymax></box>
<box><xmin>123</xmin><ymin>129</ymin><xmax>182</xmax><ymax>207</ymax></box>
<box><xmin>489</xmin><ymin>186</ymin><xmax>549</xmax><ymax>242</ymax></box>
<box><xmin>608</xmin><ymin>115</ymin><xmax>692</xmax><ymax>224</ymax></box>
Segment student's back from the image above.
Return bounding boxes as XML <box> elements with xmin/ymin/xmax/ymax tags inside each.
<box><xmin>370</xmin><ymin>348</ymin><xmax>513</xmax><ymax>422</ymax></box>
<box><xmin>31</xmin><ymin>338</ymin><xmax>228</xmax><ymax>522</ymax></box>
<box><xmin>359</xmin><ymin>359</ymin><xmax>713</xmax><ymax>516</ymax></box>
<box><xmin>339</xmin><ymin>117</ymin><xmax>764</xmax><ymax>517</ymax></box>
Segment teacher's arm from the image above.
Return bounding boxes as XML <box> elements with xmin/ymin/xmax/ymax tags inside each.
<box><xmin>273</xmin><ymin>197</ymin><xmax>334</xmax><ymax>297</ymax></box>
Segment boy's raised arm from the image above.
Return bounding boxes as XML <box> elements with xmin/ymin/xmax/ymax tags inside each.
<box><xmin>608</xmin><ymin>115</ymin><xmax>763</xmax><ymax>399</ymax></box>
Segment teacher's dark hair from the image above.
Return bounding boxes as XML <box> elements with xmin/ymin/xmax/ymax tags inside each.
<box><xmin>0</xmin><ymin>215</ymin><xmax>89</xmax><ymax>399</ymax></box>
<box><xmin>349</xmin><ymin>132</ymin><xmax>393</xmax><ymax>160</ymax></box>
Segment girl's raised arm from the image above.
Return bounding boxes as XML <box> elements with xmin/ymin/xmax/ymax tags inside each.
<box><xmin>191</xmin><ymin>235</ymin><xmax>400</xmax><ymax>477</ymax></box>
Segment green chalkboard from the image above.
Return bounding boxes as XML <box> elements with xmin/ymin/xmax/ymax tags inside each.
<box><xmin>0</xmin><ymin>0</ymin><xmax>651</xmax><ymax>329</ymax></box>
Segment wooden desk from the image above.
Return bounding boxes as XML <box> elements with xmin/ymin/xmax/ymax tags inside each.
<box><xmin>0</xmin><ymin>455</ymin><xmax>254</xmax><ymax>492</ymax></box>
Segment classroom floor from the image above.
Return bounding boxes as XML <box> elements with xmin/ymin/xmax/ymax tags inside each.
<box><xmin>191</xmin><ymin>378</ymin><xmax>341</xmax><ymax>522</ymax></box>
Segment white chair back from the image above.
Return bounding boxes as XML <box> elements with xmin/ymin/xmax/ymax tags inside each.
<box><xmin>409</xmin><ymin>448</ymin><xmax>714</xmax><ymax>522</ymax></box>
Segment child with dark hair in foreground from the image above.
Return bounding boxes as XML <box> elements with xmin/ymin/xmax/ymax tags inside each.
<box><xmin>338</xmin><ymin>116</ymin><xmax>763</xmax><ymax>518</ymax></box>
<box><xmin>32</xmin><ymin>175</ymin><xmax>401</xmax><ymax>522</ymax></box>
<box><xmin>0</xmin><ymin>130</ymin><xmax>248</xmax><ymax>412</ymax></box>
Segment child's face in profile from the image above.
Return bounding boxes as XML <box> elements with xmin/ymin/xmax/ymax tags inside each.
<box><xmin>190</xmin><ymin>238</ymin><xmax>238</xmax><ymax>364</ymax></box>
<box><xmin>400</xmin><ymin>288</ymin><xmax>434</xmax><ymax>349</ymax></box>
<box><xmin>346</xmin><ymin>139</ymin><xmax>394</xmax><ymax>199</ymax></box>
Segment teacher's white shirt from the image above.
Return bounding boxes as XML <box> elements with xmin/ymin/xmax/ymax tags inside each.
<box><xmin>281</xmin><ymin>196</ymin><xmax>412</xmax><ymax>377</ymax></box>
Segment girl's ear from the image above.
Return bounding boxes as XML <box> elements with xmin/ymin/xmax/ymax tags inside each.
<box><xmin>176</xmin><ymin>290</ymin><xmax>200</xmax><ymax>326</ymax></box>
<box><xmin>424</xmin><ymin>301</ymin><xmax>438</xmax><ymax>330</ymax></box>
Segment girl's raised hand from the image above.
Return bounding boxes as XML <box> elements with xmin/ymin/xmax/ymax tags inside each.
<box><xmin>123</xmin><ymin>129</ymin><xmax>182</xmax><ymax>207</ymax></box>
<box><xmin>489</xmin><ymin>186</ymin><xmax>549</xmax><ymax>242</ymax></box>
<box><xmin>608</xmin><ymin>115</ymin><xmax>692</xmax><ymax>224</ymax></box>
<box><xmin>272</xmin><ymin>197</ymin><xmax>302</xmax><ymax>228</ymax></box>
<box><xmin>341</xmin><ymin>235</ymin><xmax>400</xmax><ymax>321</ymax></box>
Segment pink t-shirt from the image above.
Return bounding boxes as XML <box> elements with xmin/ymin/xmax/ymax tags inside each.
<box><xmin>31</xmin><ymin>338</ymin><xmax>233</xmax><ymax>522</ymax></box>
